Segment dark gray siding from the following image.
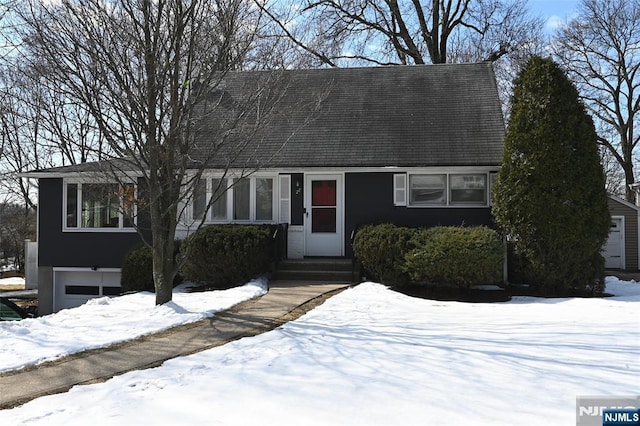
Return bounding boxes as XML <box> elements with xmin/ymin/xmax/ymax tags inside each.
<box><xmin>607</xmin><ymin>197</ymin><xmax>639</xmax><ymax>271</ymax></box>
<box><xmin>344</xmin><ymin>173</ymin><xmax>494</xmax><ymax>257</ymax></box>
<box><xmin>38</xmin><ymin>178</ymin><xmax>149</xmax><ymax>268</ymax></box>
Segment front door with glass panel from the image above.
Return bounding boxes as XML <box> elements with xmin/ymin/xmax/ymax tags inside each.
<box><xmin>305</xmin><ymin>175</ymin><xmax>343</xmax><ymax>256</ymax></box>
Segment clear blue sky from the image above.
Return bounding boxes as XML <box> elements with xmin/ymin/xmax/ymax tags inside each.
<box><xmin>527</xmin><ymin>0</ymin><xmax>580</xmax><ymax>33</ymax></box>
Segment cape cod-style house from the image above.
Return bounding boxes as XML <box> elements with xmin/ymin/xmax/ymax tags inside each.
<box><xmin>24</xmin><ymin>63</ymin><xmax>506</xmax><ymax>313</ymax></box>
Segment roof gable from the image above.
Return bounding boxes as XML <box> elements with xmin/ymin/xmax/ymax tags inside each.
<box><xmin>198</xmin><ymin>63</ymin><xmax>505</xmax><ymax>169</ymax></box>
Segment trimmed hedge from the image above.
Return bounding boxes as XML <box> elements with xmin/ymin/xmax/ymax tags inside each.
<box><xmin>179</xmin><ymin>224</ymin><xmax>273</xmax><ymax>289</ymax></box>
<box><xmin>352</xmin><ymin>223</ymin><xmax>414</xmax><ymax>286</ymax></box>
<box><xmin>352</xmin><ymin>224</ymin><xmax>504</xmax><ymax>288</ymax></box>
<box><xmin>404</xmin><ymin>226</ymin><xmax>503</xmax><ymax>288</ymax></box>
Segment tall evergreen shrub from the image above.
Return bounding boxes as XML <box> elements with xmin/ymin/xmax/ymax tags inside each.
<box><xmin>492</xmin><ymin>56</ymin><xmax>610</xmax><ymax>294</ymax></box>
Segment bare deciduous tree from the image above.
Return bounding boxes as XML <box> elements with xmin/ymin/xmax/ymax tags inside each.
<box><xmin>0</xmin><ymin>62</ymin><xmax>108</xmax><ymax>204</ymax></box>
<box><xmin>0</xmin><ymin>201</ymin><xmax>35</xmax><ymax>272</ymax></box>
<box><xmin>553</xmin><ymin>0</ymin><xmax>640</xmax><ymax>202</ymax></box>
<box><xmin>16</xmin><ymin>0</ymin><xmax>288</xmax><ymax>304</ymax></box>
<box><xmin>258</xmin><ymin>0</ymin><xmax>544</xmax><ymax>66</ymax></box>
<box><xmin>258</xmin><ymin>0</ymin><xmax>545</xmax><ymax>117</ymax></box>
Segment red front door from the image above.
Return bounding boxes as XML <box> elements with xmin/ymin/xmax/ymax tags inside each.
<box><xmin>305</xmin><ymin>175</ymin><xmax>343</xmax><ymax>256</ymax></box>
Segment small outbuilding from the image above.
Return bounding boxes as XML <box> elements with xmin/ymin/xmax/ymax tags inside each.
<box><xmin>604</xmin><ymin>195</ymin><xmax>640</xmax><ymax>271</ymax></box>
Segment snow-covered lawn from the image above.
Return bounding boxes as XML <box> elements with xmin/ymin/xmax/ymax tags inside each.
<box><xmin>0</xmin><ymin>277</ymin><xmax>268</xmax><ymax>372</ymax></box>
<box><xmin>1</xmin><ymin>277</ymin><xmax>639</xmax><ymax>425</ymax></box>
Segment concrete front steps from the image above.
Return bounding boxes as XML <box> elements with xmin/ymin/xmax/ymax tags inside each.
<box><xmin>272</xmin><ymin>258</ymin><xmax>357</xmax><ymax>283</ymax></box>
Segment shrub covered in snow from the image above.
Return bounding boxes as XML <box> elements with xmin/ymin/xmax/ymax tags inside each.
<box><xmin>404</xmin><ymin>226</ymin><xmax>503</xmax><ymax>288</ymax></box>
<box><xmin>180</xmin><ymin>224</ymin><xmax>273</xmax><ymax>289</ymax></box>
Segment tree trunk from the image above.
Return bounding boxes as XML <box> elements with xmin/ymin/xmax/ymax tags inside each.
<box><xmin>148</xmin><ymin>174</ymin><xmax>180</xmax><ymax>305</ymax></box>
<box><xmin>151</xmin><ymin>226</ymin><xmax>176</xmax><ymax>305</ymax></box>
<box><xmin>623</xmin><ymin>161</ymin><xmax>636</xmax><ymax>205</ymax></box>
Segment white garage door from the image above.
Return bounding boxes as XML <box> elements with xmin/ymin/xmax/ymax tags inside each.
<box><xmin>603</xmin><ymin>218</ymin><xmax>624</xmax><ymax>269</ymax></box>
<box><xmin>54</xmin><ymin>269</ymin><xmax>121</xmax><ymax>312</ymax></box>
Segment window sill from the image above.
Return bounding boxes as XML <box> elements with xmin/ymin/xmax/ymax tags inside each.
<box><xmin>62</xmin><ymin>228</ymin><xmax>138</xmax><ymax>233</ymax></box>
<box><xmin>403</xmin><ymin>204</ymin><xmax>490</xmax><ymax>209</ymax></box>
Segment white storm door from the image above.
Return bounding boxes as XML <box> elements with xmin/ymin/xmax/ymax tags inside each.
<box><xmin>604</xmin><ymin>218</ymin><xmax>624</xmax><ymax>269</ymax></box>
<box><xmin>304</xmin><ymin>175</ymin><xmax>344</xmax><ymax>256</ymax></box>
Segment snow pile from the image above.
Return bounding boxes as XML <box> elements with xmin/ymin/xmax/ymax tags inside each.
<box><xmin>0</xmin><ymin>276</ymin><xmax>638</xmax><ymax>425</ymax></box>
<box><xmin>0</xmin><ymin>277</ymin><xmax>25</xmax><ymax>287</ymax></box>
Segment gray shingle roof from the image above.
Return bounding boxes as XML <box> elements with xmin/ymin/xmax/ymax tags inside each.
<box><xmin>198</xmin><ymin>62</ymin><xmax>505</xmax><ymax>169</ymax></box>
<box><xmin>26</xmin><ymin>63</ymin><xmax>505</xmax><ymax>176</ymax></box>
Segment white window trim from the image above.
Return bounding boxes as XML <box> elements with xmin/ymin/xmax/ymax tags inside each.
<box><xmin>404</xmin><ymin>172</ymin><xmax>491</xmax><ymax>208</ymax></box>
<box><xmin>184</xmin><ymin>174</ymin><xmax>280</xmax><ymax>226</ymax></box>
<box><xmin>63</xmin><ymin>179</ymin><xmax>138</xmax><ymax>233</ymax></box>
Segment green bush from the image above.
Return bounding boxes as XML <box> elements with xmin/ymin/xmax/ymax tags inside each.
<box><xmin>121</xmin><ymin>243</ymin><xmax>184</xmax><ymax>293</ymax></box>
<box><xmin>180</xmin><ymin>224</ymin><xmax>273</xmax><ymax>289</ymax></box>
<box><xmin>404</xmin><ymin>226</ymin><xmax>503</xmax><ymax>288</ymax></box>
<box><xmin>121</xmin><ymin>244</ymin><xmax>154</xmax><ymax>293</ymax></box>
<box><xmin>352</xmin><ymin>223</ymin><xmax>415</xmax><ymax>286</ymax></box>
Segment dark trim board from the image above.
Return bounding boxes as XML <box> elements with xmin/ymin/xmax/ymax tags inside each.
<box><xmin>343</xmin><ymin>172</ymin><xmax>495</xmax><ymax>257</ymax></box>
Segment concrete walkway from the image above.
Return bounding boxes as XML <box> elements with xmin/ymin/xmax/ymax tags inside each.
<box><xmin>0</xmin><ymin>281</ymin><xmax>349</xmax><ymax>410</ymax></box>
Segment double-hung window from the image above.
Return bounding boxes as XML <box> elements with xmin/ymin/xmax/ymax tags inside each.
<box><xmin>65</xmin><ymin>182</ymin><xmax>136</xmax><ymax>230</ymax></box>
<box><xmin>255</xmin><ymin>178</ymin><xmax>274</xmax><ymax>221</ymax></box>
<box><xmin>409</xmin><ymin>174</ymin><xmax>447</xmax><ymax>206</ymax></box>
<box><xmin>191</xmin><ymin>176</ymin><xmax>275</xmax><ymax>223</ymax></box>
<box><xmin>233</xmin><ymin>178</ymin><xmax>251</xmax><ymax>220</ymax></box>
<box><xmin>210</xmin><ymin>179</ymin><xmax>229</xmax><ymax>220</ymax></box>
<box><xmin>193</xmin><ymin>178</ymin><xmax>229</xmax><ymax>221</ymax></box>
<box><xmin>449</xmin><ymin>174</ymin><xmax>487</xmax><ymax>205</ymax></box>
<box><xmin>397</xmin><ymin>172</ymin><xmax>489</xmax><ymax>207</ymax></box>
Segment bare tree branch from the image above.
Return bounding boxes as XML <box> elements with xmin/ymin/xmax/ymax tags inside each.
<box><xmin>14</xmin><ymin>0</ymin><xmax>292</xmax><ymax>304</ymax></box>
<box><xmin>553</xmin><ymin>0</ymin><xmax>640</xmax><ymax>202</ymax></box>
